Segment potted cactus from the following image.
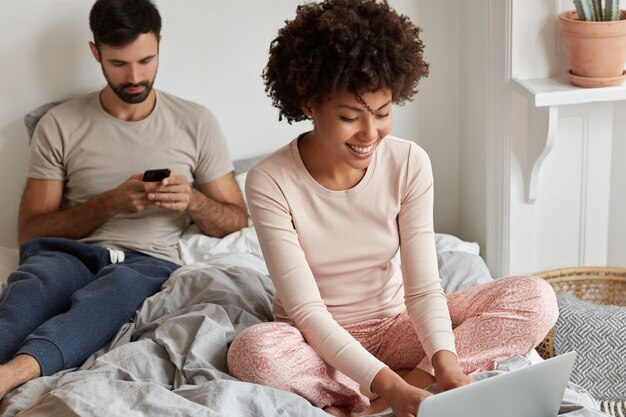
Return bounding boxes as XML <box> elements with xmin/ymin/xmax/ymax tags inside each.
<box><xmin>559</xmin><ymin>0</ymin><xmax>626</xmax><ymax>87</ymax></box>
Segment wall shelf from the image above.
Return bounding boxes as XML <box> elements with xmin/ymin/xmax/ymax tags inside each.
<box><xmin>512</xmin><ymin>76</ymin><xmax>626</xmax><ymax>203</ymax></box>
<box><xmin>513</xmin><ymin>76</ymin><xmax>626</xmax><ymax>107</ymax></box>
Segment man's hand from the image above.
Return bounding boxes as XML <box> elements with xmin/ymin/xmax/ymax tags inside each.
<box><xmin>145</xmin><ymin>172</ymin><xmax>192</xmax><ymax>212</ymax></box>
<box><xmin>104</xmin><ymin>173</ymin><xmax>161</xmax><ymax>215</ymax></box>
<box><xmin>144</xmin><ymin>171</ymin><xmax>248</xmax><ymax>237</ymax></box>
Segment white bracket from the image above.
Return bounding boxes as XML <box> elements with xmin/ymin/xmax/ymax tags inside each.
<box><xmin>524</xmin><ymin>105</ymin><xmax>559</xmax><ymax>203</ymax></box>
<box><xmin>512</xmin><ymin>76</ymin><xmax>626</xmax><ymax>204</ymax></box>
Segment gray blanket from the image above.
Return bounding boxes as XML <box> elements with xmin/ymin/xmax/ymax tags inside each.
<box><xmin>0</xmin><ymin>254</ymin><xmax>608</xmax><ymax>417</ymax></box>
<box><xmin>1</xmin><ymin>255</ymin><xmax>327</xmax><ymax>417</ymax></box>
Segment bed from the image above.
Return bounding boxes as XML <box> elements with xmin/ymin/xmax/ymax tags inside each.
<box><xmin>0</xmin><ymin>107</ymin><xmax>609</xmax><ymax>416</ymax></box>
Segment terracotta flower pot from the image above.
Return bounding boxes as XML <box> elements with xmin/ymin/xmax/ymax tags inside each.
<box><xmin>558</xmin><ymin>10</ymin><xmax>626</xmax><ymax>88</ymax></box>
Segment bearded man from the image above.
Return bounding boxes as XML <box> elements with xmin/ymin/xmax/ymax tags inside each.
<box><xmin>0</xmin><ymin>0</ymin><xmax>247</xmax><ymax>400</ymax></box>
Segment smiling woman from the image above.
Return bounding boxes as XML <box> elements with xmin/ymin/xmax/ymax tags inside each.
<box><xmin>298</xmin><ymin>89</ymin><xmax>392</xmax><ymax>190</ymax></box>
<box><xmin>225</xmin><ymin>1</ymin><xmax>559</xmax><ymax>417</ymax></box>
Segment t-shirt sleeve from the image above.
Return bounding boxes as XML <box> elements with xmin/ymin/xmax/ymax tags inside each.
<box><xmin>27</xmin><ymin>112</ymin><xmax>66</xmax><ymax>181</ymax></box>
<box><xmin>398</xmin><ymin>143</ymin><xmax>456</xmax><ymax>367</ymax></box>
<box><xmin>193</xmin><ymin>109</ymin><xmax>234</xmax><ymax>184</ymax></box>
<box><xmin>246</xmin><ymin>167</ymin><xmax>387</xmax><ymax>390</ymax></box>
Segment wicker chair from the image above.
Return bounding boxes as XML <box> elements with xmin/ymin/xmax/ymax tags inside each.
<box><xmin>535</xmin><ymin>266</ymin><xmax>626</xmax><ymax>359</ymax></box>
<box><xmin>534</xmin><ymin>266</ymin><xmax>626</xmax><ymax>417</ymax></box>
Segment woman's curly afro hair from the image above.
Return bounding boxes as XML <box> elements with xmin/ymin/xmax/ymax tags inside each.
<box><xmin>263</xmin><ymin>0</ymin><xmax>429</xmax><ymax>123</ymax></box>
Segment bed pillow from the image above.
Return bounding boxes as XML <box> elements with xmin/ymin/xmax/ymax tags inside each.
<box><xmin>234</xmin><ymin>154</ymin><xmax>269</xmax><ymax>208</ymax></box>
<box><xmin>435</xmin><ymin>234</ymin><xmax>493</xmax><ymax>294</ymax></box>
<box><xmin>178</xmin><ymin>223</ymin><xmax>263</xmax><ymax>264</ymax></box>
<box><xmin>24</xmin><ymin>101</ymin><xmax>63</xmax><ymax>142</ymax></box>
<box><xmin>233</xmin><ymin>154</ymin><xmax>267</xmax><ymax>176</ymax></box>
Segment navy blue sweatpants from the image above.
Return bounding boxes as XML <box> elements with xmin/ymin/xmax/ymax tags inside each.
<box><xmin>0</xmin><ymin>237</ymin><xmax>178</xmax><ymax>376</ymax></box>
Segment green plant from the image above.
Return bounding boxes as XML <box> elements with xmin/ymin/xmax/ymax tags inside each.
<box><xmin>573</xmin><ymin>0</ymin><xmax>621</xmax><ymax>21</ymax></box>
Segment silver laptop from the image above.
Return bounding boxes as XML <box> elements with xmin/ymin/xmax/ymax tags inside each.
<box><xmin>417</xmin><ymin>351</ymin><xmax>577</xmax><ymax>417</ymax></box>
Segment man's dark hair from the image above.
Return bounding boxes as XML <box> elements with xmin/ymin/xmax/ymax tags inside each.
<box><xmin>263</xmin><ymin>0</ymin><xmax>429</xmax><ymax>123</ymax></box>
<box><xmin>89</xmin><ymin>0</ymin><xmax>162</xmax><ymax>48</ymax></box>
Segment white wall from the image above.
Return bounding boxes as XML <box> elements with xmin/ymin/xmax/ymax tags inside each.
<box><xmin>458</xmin><ymin>0</ymin><xmax>489</xmax><ymax>253</ymax></box>
<box><xmin>512</xmin><ymin>0</ymin><xmax>570</xmax><ymax>80</ymax></box>
<box><xmin>414</xmin><ymin>0</ymin><xmax>461</xmax><ymax>235</ymax></box>
<box><xmin>609</xmin><ymin>102</ymin><xmax>626</xmax><ymax>265</ymax></box>
<box><xmin>0</xmin><ymin>0</ymin><xmax>463</xmax><ymax>248</ymax></box>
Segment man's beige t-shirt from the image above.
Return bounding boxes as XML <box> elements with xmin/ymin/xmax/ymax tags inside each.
<box><xmin>28</xmin><ymin>90</ymin><xmax>233</xmax><ymax>264</ymax></box>
<box><xmin>246</xmin><ymin>136</ymin><xmax>456</xmax><ymax>390</ymax></box>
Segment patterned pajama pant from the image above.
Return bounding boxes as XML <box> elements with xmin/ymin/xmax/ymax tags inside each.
<box><xmin>227</xmin><ymin>276</ymin><xmax>558</xmax><ymax>412</ymax></box>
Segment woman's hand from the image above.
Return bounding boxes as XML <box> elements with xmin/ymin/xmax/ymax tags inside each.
<box><xmin>435</xmin><ymin>368</ymin><xmax>474</xmax><ymax>392</ymax></box>
<box><xmin>384</xmin><ymin>382</ymin><xmax>433</xmax><ymax>417</ymax></box>
<box><xmin>370</xmin><ymin>368</ymin><xmax>433</xmax><ymax>417</ymax></box>
<box><xmin>431</xmin><ymin>350</ymin><xmax>474</xmax><ymax>392</ymax></box>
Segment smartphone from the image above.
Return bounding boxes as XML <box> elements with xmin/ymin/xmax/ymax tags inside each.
<box><xmin>143</xmin><ymin>168</ymin><xmax>171</xmax><ymax>182</ymax></box>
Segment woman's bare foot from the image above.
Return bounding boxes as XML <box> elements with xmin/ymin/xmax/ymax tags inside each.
<box><xmin>401</xmin><ymin>368</ymin><xmax>436</xmax><ymax>390</ymax></box>
<box><xmin>351</xmin><ymin>368</ymin><xmax>436</xmax><ymax>416</ymax></box>
<box><xmin>323</xmin><ymin>369</ymin><xmax>435</xmax><ymax>417</ymax></box>
<box><xmin>325</xmin><ymin>404</ymin><xmax>387</xmax><ymax>417</ymax></box>
<box><xmin>0</xmin><ymin>354</ymin><xmax>41</xmax><ymax>400</ymax></box>
<box><xmin>323</xmin><ymin>388</ymin><xmax>411</xmax><ymax>416</ymax></box>
<box><xmin>351</xmin><ymin>397</ymin><xmax>390</xmax><ymax>416</ymax></box>
<box><xmin>324</xmin><ymin>406</ymin><xmax>351</xmax><ymax>416</ymax></box>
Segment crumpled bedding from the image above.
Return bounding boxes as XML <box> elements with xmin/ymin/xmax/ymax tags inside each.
<box><xmin>1</xmin><ymin>253</ymin><xmax>327</xmax><ymax>417</ymax></box>
<box><xmin>0</xmin><ymin>253</ymin><xmax>608</xmax><ymax>417</ymax></box>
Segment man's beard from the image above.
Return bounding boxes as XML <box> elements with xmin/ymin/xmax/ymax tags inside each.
<box><xmin>101</xmin><ymin>63</ymin><xmax>157</xmax><ymax>104</ymax></box>
<box><xmin>110</xmin><ymin>80</ymin><xmax>154</xmax><ymax>104</ymax></box>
